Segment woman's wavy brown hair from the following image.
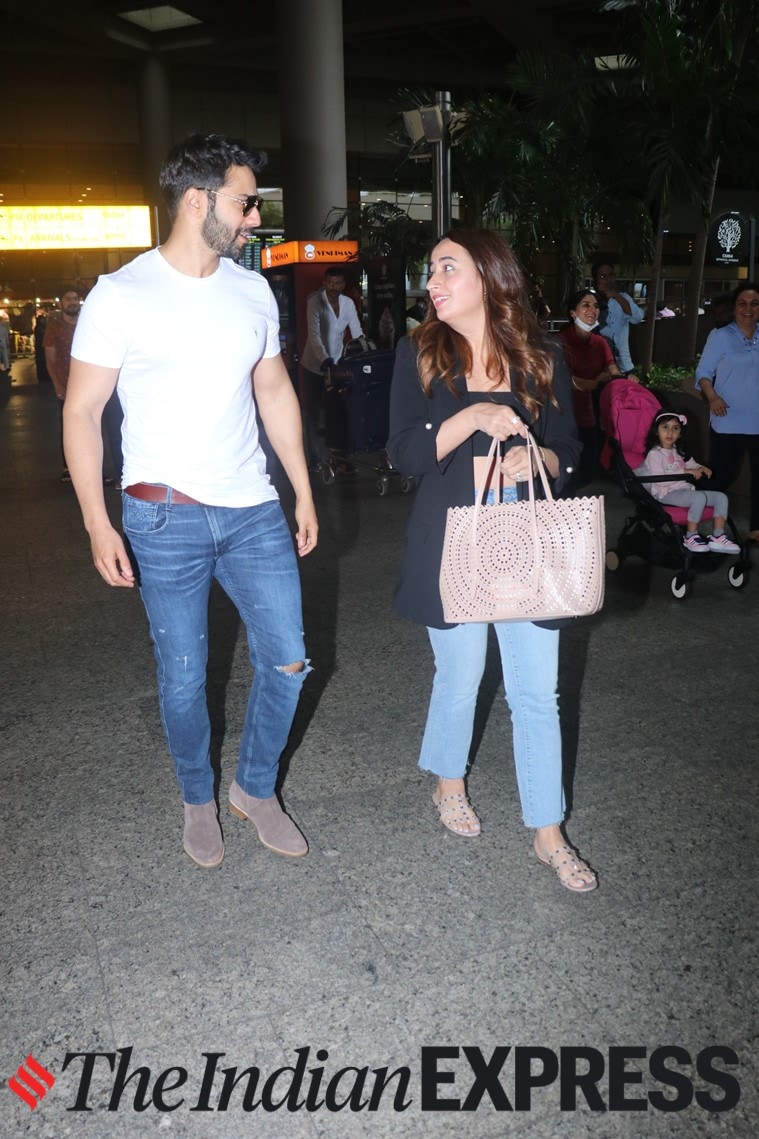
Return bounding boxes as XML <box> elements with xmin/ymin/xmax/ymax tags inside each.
<box><xmin>411</xmin><ymin>228</ymin><xmax>556</xmax><ymax>417</ymax></box>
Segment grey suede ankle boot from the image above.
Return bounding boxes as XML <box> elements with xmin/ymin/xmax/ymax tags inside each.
<box><xmin>183</xmin><ymin>801</ymin><xmax>224</xmax><ymax>868</ymax></box>
<box><xmin>228</xmin><ymin>780</ymin><xmax>308</xmax><ymax>857</ymax></box>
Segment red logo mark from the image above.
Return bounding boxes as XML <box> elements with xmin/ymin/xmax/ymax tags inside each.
<box><xmin>8</xmin><ymin>1055</ymin><xmax>55</xmax><ymax>1110</ymax></box>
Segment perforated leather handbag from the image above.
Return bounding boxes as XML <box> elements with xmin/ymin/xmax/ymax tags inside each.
<box><xmin>440</xmin><ymin>433</ymin><xmax>605</xmax><ymax>623</ymax></box>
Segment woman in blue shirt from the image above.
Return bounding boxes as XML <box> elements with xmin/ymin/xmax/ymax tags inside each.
<box><xmin>696</xmin><ymin>283</ymin><xmax>759</xmax><ymax>540</ymax></box>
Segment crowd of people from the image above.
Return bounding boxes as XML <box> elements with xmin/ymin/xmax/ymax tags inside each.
<box><xmin>11</xmin><ymin>129</ymin><xmax>750</xmax><ymax>897</ymax></box>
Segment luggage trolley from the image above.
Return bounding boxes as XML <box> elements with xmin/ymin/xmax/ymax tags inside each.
<box><xmin>321</xmin><ymin>347</ymin><xmax>415</xmax><ymax>496</ymax></box>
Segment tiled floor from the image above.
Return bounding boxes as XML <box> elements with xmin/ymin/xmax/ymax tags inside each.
<box><xmin>1</xmin><ymin>358</ymin><xmax>756</xmax><ymax>1137</ymax></box>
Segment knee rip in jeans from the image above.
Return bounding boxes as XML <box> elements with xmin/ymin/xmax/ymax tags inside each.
<box><xmin>275</xmin><ymin>658</ymin><xmax>312</xmax><ymax>678</ymax></box>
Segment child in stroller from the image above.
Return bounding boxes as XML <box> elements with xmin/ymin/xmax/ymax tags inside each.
<box><xmin>641</xmin><ymin>411</ymin><xmax>740</xmax><ymax>554</ymax></box>
<box><xmin>599</xmin><ymin>380</ymin><xmax>750</xmax><ymax>598</ymax></box>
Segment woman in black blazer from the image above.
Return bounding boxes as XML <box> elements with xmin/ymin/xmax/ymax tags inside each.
<box><xmin>387</xmin><ymin>228</ymin><xmax>597</xmax><ymax>892</ymax></box>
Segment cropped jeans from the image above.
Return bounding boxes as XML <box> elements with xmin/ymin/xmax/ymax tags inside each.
<box><xmin>420</xmin><ymin>621</ymin><xmax>564</xmax><ymax>829</ymax></box>
<box><xmin>123</xmin><ymin>494</ymin><xmax>309</xmax><ymax>805</ymax></box>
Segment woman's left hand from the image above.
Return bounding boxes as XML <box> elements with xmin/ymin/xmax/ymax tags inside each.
<box><xmin>499</xmin><ymin>439</ymin><xmax>533</xmax><ymax>483</ymax></box>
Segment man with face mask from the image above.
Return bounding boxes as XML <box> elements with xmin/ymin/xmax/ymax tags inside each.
<box><xmin>557</xmin><ymin>288</ymin><xmax>626</xmax><ymax>489</ymax></box>
<box><xmin>591</xmin><ymin>260</ymin><xmax>644</xmax><ymax>381</ymax></box>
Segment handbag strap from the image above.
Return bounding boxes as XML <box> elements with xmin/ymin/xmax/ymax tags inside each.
<box><xmin>469</xmin><ymin>432</ymin><xmax>550</xmax><ymax>599</ymax></box>
<box><xmin>474</xmin><ymin>431</ymin><xmax>553</xmax><ymax>522</ymax></box>
<box><xmin>470</xmin><ymin>433</ymin><xmax>551</xmax><ymax>599</ymax></box>
<box><xmin>523</xmin><ymin>431</ymin><xmax>554</xmax><ymax>503</ymax></box>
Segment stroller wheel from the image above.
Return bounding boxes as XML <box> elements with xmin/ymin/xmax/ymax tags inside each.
<box><xmin>727</xmin><ymin>563</ymin><xmax>749</xmax><ymax>590</ymax></box>
<box><xmin>376</xmin><ymin>477</ymin><xmax>390</xmax><ymax>496</ymax></box>
<box><xmin>670</xmin><ymin>573</ymin><xmax>693</xmax><ymax>600</ymax></box>
<box><xmin>605</xmin><ymin>549</ymin><xmax>622</xmax><ymax>572</ymax></box>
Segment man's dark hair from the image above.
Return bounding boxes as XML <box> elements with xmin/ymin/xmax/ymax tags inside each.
<box><xmin>159</xmin><ymin>133</ymin><xmax>267</xmax><ymax>220</ymax></box>
<box><xmin>324</xmin><ymin>266</ymin><xmax>348</xmax><ymax>281</ymax></box>
<box><xmin>591</xmin><ymin>259</ymin><xmax>614</xmax><ymax>283</ymax></box>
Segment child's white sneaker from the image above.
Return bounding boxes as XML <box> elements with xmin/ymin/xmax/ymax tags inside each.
<box><xmin>707</xmin><ymin>533</ymin><xmax>740</xmax><ymax>554</ymax></box>
<box><xmin>683</xmin><ymin>533</ymin><xmax>709</xmax><ymax>553</ymax></box>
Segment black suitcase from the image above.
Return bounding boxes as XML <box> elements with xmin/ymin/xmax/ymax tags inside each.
<box><xmin>327</xmin><ymin>348</ymin><xmax>396</xmax><ymax>453</ymax></box>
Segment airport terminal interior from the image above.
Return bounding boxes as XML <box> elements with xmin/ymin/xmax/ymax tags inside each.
<box><xmin>2</xmin><ymin>1</ymin><xmax>758</xmax><ymax>1136</ymax></box>
<box><xmin>1</xmin><ymin>349</ymin><xmax>756</xmax><ymax>1137</ymax></box>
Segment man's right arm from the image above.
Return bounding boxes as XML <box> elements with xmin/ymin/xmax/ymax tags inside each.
<box><xmin>63</xmin><ymin>359</ymin><xmax>135</xmax><ymax>587</ymax></box>
<box><xmin>306</xmin><ymin>294</ymin><xmax>330</xmax><ymax>365</ymax></box>
<box><xmin>45</xmin><ymin>345</ymin><xmax>67</xmax><ymax>399</ymax></box>
<box><xmin>613</xmin><ymin>291</ymin><xmax>644</xmax><ymax>323</ymax></box>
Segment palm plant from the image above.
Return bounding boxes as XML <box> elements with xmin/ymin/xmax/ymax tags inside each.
<box><xmin>605</xmin><ymin>0</ymin><xmax>759</xmax><ymax>368</ymax></box>
<box><xmin>322</xmin><ymin>199</ymin><xmax>432</xmax><ymax>279</ymax></box>
<box><xmin>451</xmin><ymin>49</ymin><xmax>653</xmax><ymax>305</ymax></box>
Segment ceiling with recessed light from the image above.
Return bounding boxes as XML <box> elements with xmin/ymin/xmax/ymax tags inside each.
<box><xmin>1</xmin><ymin>0</ymin><xmax>618</xmax><ymax>95</ymax></box>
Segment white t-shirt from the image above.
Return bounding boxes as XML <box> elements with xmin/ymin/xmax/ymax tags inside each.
<box><xmin>72</xmin><ymin>248</ymin><xmax>281</xmax><ymax>506</ymax></box>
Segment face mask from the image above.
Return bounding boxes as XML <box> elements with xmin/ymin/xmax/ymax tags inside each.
<box><xmin>574</xmin><ymin>316</ymin><xmax>599</xmax><ymax>333</ymax></box>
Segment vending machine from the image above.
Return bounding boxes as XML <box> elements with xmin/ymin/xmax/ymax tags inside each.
<box><xmin>260</xmin><ymin>239</ymin><xmax>359</xmax><ymax>400</ymax></box>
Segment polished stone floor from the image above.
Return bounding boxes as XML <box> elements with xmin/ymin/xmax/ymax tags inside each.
<box><xmin>1</xmin><ymin>358</ymin><xmax>756</xmax><ymax>1137</ymax></box>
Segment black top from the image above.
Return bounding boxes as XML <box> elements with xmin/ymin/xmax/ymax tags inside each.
<box><xmin>386</xmin><ymin>334</ymin><xmax>580</xmax><ymax>629</ymax></box>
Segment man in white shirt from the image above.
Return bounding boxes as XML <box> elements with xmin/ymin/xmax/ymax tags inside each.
<box><xmin>300</xmin><ymin>267</ymin><xmax>362</xmax><ymax>474</ymax></box>
<box><xmin>64</xmin><ymin>134</ymin><xmax>318</xmax><ymax>869</ymax></box>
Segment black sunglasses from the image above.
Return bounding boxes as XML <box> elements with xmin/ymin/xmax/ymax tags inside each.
<box><xmin>203</xmin><ymin>188</ymin><xmax>261</xmax><ymax>216</ymax></box>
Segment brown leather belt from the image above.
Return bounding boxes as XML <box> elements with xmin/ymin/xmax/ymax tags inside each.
<box><xmin>124</xmin><ymin>483</ymin><xmax>203</xmax><ymax>505</ymax></box>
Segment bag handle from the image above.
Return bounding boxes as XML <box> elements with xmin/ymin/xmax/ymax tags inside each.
<box><xmin>469</xmin><ymin>431</ymin><xmax>553</xmax><ymax>599</ymax></box>
<box><xmin>473</xmin><ymin>431</ymin><xmax>553</xmax><ymax>519</ymax></box>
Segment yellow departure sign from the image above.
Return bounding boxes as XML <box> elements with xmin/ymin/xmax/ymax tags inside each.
<box><xmin>0</xmin><ymin>206</ymin><xmax>153</xmax><ymax>250</ymax></box>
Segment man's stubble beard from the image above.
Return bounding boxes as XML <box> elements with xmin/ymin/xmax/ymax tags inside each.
<box><xmin>201</xmin><ymin>200</ymin><xmax>248</xmax><ymax>262</ymax></box>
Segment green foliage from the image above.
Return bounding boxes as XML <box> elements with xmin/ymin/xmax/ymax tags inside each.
<box><xmin>259</xmin><ymin>201</ymin><xmax>283</xmax><ymax>228</ymax></box>
<box><xmin>321</xmin><ymin>201</ymin><xmax>432</xmax><ymax>276</ymax></box>
<box><xmin>449</xmin><ymin>53</ymin><xmax>653</xmax><ymax>301</ymax></box>
<box><xmin>644</xmin><ymin>363</ymin><xmax>693</xmax><ymax>391</ymax></box>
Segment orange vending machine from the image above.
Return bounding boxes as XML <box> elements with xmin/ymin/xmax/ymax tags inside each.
<box><xmin>260</xmin><ymin>239</ymin><xmax>359</xmax><ymax>401</ymax></box>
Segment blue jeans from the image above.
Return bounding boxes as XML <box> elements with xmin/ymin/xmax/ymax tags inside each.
<box><xmin>123</xmin><ymin>495</ymin><xmax>309</xmax><ymax>804</ymax></box>
<box><xmin>420</xmin><ymin>622</ymin><xmax>565</xmax><ymax>829</ymax></box>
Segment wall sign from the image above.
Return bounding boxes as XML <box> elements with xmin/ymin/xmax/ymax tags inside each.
<box><xmin>0</xmin><ymin>206</ymin><xmax>152</xmax><ymax>250</ymax></box>
<box><xmin>708</xmin><ymin>211</ymin><xmax>749</xmax><ymax>267</ymax></box>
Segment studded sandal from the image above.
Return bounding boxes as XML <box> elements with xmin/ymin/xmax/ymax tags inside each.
<box><xmin>432</xmin><ymin>789</ymin><xmax>482</xmax><ymax>837</ymax></box>
<box><xmin>534</xmin><ymin>841</ymin><xmax>597</xmax><ymax>892</ymax></box>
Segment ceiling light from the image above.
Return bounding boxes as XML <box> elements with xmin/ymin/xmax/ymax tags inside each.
<box><xmin>119</xmin><ymin>6</ymin><xmax>201</xmax><ymax>32</ymax></box>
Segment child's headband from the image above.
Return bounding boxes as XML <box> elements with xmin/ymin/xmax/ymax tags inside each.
<box><xmin>654</xmin><ymin>412</ymin><xmax>687</xmax><ymax>426</ymax></box>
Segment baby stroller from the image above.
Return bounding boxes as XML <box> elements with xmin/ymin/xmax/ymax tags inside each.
<box><xmin>599</xmin><ymin>380</ymin><xmax>750</xmax><ymax>599</ymax></box>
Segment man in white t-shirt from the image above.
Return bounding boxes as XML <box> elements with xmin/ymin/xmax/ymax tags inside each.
<box><xmin>64</xmin><ymin>134</ymin><xmax>318</xmax><ymax>869</ymax></box>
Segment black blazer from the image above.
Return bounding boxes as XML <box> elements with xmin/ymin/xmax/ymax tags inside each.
<box><xmin>386</xmin><ymin>334</ymin><xmax>581</xmax><ymax>629</ymax></box>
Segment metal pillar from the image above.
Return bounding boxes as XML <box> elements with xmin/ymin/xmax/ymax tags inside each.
<box><xmin>138</xmin><ymin>55</ymin><xmax>172</xmax><ymax>244</ymax></box>
<box><xmin>432</xmin><ymin>91</ymin><xmax>451</xmax><ymax>242</ymax></box>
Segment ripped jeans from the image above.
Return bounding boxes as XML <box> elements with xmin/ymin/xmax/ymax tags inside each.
<box><xmin>123</xmin><ymin>495</ymin><xmax>309</xmax><ymax>804</ymax></box>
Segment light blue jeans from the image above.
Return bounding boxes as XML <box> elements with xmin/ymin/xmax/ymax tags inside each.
<box><xmin>123</xmin><ymin>495</ymin><xmax>309</xmax><ymax>804</ymax></box>
<box><xmin>420</xmin><ymin>621</ymin><xmax>565</xmax><ymax>828</ymax></box>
